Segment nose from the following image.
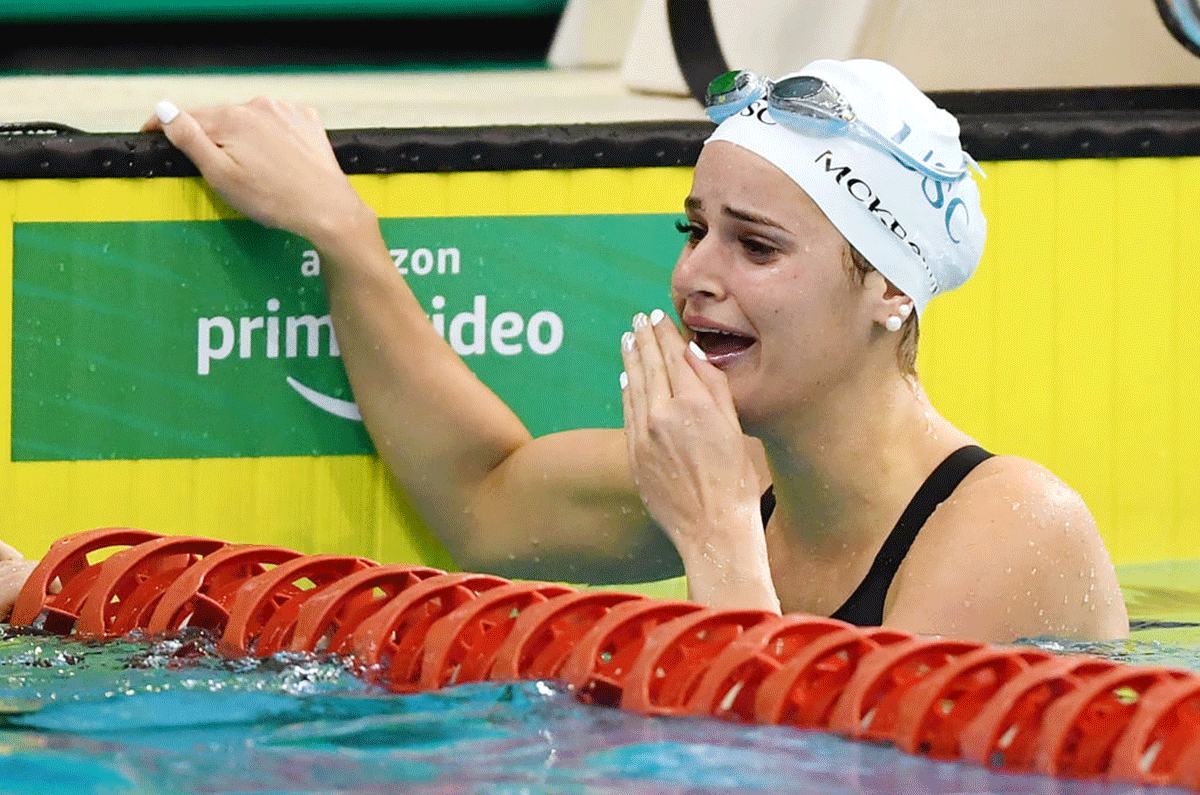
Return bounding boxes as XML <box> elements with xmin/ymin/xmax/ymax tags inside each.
<box><xmin>670</xmin><ymin>234</ymin><xmax>727</xmax><ymax>306</ymax></box>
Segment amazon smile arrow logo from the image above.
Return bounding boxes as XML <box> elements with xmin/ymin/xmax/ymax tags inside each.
<box><xmin>286</xmin><ymin>376</ymin><xmax>362</xmax><ymax>421</ymax></box>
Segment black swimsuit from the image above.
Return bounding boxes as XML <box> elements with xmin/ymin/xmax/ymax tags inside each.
<box><xmin>760</xmin><ymin>444</ymin><xmax>993</xmax><ymax>626</ymax></box>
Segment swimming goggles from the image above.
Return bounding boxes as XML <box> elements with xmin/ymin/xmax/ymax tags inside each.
<box><xmin>704</xmin><ymin>70</ymin><xmax>973</xmax><ymax>182</ymax></box>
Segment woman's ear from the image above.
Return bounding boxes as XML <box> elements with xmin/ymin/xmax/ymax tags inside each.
<box><xmin>865</xmin><ymin>272</ymin><xmax>913</xmax><ymax>331</ymax></box>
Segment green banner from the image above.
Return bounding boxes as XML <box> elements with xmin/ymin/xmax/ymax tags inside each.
<box><xmin>12</xmin><ymin>216</ymin><xmax>678</xmax><ymax>461</ymax></box>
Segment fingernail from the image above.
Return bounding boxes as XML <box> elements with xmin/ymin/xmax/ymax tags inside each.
<box><xmin>688</xmin><ymin>340</ymin><xmax>708</xmax><ymax>361</ymax></box>
<box><xmin>619</xmin><ymin>371</ymin><xmax>628</xmax><ymax>390</ymax></box>
<box><xmin>155</xmin><ymin>100</ymin><xmax>180</xmax><ymax>125</ymax></box>
<box><xmin>650</xmin><ymin>308</ymin><xmax>666</xmax><ymax>325</ymax></box>
<box><xmin>622</xmin><ymin>331</ymin><xmax>634</xmax><ymax>351</ymax></box>
<box><xmin>632</xmin><ymin>313</ymin><xmax>648</xmax><ymax>330</ymax></box>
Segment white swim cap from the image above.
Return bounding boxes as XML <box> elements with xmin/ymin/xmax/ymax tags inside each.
<box><xmin>705</xmin><ymin>59</ymin><xmax>986</xmax><ymax>315</ymax></box>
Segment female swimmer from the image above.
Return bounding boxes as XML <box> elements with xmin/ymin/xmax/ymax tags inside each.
<box><xmin>1</xmin><ymin>60</ymin><xmax>1128</xmax><ymax>643</ymax></box>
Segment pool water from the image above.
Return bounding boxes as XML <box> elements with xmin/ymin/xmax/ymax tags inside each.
<box><xmin>1</xmin><ymin>566</ymin><xmax>1198</xmax><ymax>795</ymax></box>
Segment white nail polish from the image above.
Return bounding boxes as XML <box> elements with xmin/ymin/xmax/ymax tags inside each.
<box><xmin>650</xmin><ymin>309</ymin><xmax>666</xmax><ymax>325</ymax></box>
<box><xmin>632</xmin><ymin>313</ymin><xmax>648</xmax><ymax>330</ymax></box>
<box><xmin>622</xmin><ymin>331</ymin><xmax>634</xmax><ymax>351</ymax></box>
<box><xmin>155</xmin><ymin>100</ymin><xmax>180</xmax><ymax>125</ymax></box>
<box><xmin>688</xmin><ymin>340</ymin><xmax>708</xmax><ymax>361</ymax></box>
<box><xmin>619</xmin><ymin>371</ymin><xmax>628</xmax><ymax>390</ymax></box>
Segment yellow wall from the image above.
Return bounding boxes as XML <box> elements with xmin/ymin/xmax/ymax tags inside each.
<box><xmin>920</xmin><ymin>158</ymin><xmax>1200</xmax><ymax>566</ymax></box>
<box><xmin>1</xmin><ymin>158</ymin><xmax>1194</xmax><ymax>570</ymax></box>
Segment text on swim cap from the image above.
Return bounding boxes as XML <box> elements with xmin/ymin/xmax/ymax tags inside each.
<box><xmin>918</xmin><ymin>177</ymin><xmax>971</xmax><ymax>245</ymax></box>
<box><xmin>813</xmin><ymin>150</ymin><xmax>928</xmax><ymax>267</ymax></box>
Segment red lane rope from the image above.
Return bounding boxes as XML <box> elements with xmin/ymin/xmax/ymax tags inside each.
<box><xmin>9</xmin><ymin>527</ymin><xmax>1197</xmax><ymax>791</ymax></box>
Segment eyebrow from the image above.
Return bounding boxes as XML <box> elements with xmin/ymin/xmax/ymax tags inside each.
<box><xmin>683</xmin><ymin>197</ymin><xmax>790</xmax><ymax>233</ymax></box>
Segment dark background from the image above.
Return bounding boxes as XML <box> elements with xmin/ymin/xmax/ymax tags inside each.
<box><xmin>0</xmin><ymin>9</ymin><xmax>563</xmax><ymax>73</ymax></box>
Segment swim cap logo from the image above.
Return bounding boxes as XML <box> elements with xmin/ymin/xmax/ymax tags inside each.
<box><xmin>918</xmin><ymin>176</ymin><xmax>971</xmax><ymax>245</ymax></box>
<box><xmin>813</xmin><ymin>150</ymin><xmax>926</xmax><ymax>266</ymax></box>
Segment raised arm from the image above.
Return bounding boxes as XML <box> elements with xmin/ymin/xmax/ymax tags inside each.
<box><xmin>145</xmin><ymin>98</ymin><xmax>677</xmax><ymax>582</ymax></box>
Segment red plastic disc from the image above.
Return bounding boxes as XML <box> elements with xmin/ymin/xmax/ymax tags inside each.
<box><xmin>560</xmin><ymin>598</ymin><xmax>705</xmax><ymax>708</ymax></box>
<box><xmin>827</xmin><ymin>636</ymin><xmax>986</xmax><ymax>742</ymax></box>
<box><xmin>753</xmin><ymin>626</ymin><xmax>913</xmax><ymax>729</ymax></box>
<box><xmin>10</xmin><ymin>527</ymin><xmax>163</xmax><ymax>633</ymax></box>
<box><xmin>287</xmin><ymin>563</ymin><xmax>445</xmax><ymax>654</ymax></box>
<box><xmin>73</xmin><ymin>536</ymin><xmax>228</xmax><ymax>638</ymax></box>
<box><xmin>344</xmin><ymin>572</ymin><xmax>510</xmax><ymax>692</ymax></box>
<box><xmin>618</xmin><ymin>608</ymin><xmax>778</xmax><ymax>717</ymax></box>
<box><xmin>686</xmin><ymin>614</ymin><xmax>851</xmax><ymax>722</ymax></box>
<box><xmin>488</xmin><ymin>590</ymin><xmax>646</xmax><ymax>682</ymax></box>
<box><xmin>418</xmin><ymin>581</ymin><xmax>576</xmax><ymax>690</ymax></box>
<box><xmin>891</xmin><ymin>645</ymin><xmax>1054</xmax><ymax>759</ymax></box>
<box><xmin>145</xmin><ymin>544</ymin><xmax>305</xmax><ymax>635</ymax></box>
<box><xmin>220</xmin><ymin>554</ymin><xmax>377</xmax><ymax>656</ymax></box>
<box><xmin>1108</xmin><ymin>675</ymin><xmax>1200</xmax><ymax>785</ymax></box>
<box><xmin>1032</xmin><ymin>665</ymin><xmax>1193</xmax><ymax>778</ymax></box>
<box><xmin>957</xmin><ymin>655</ymin><xmax>1120</xmax><ymax>772</ymax></box>
<box><xmin>1169</xmin><ymin>731</ymin><xmax>1200</xmax><ymax>790</ymax></box>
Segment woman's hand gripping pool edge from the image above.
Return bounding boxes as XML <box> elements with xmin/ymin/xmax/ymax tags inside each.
<box><xmin>142</xmin><ymin>99</ymin><xmax>368</xmax><ymax>250</ymax></box>
<box><xmin>621</xmin><ymin>309</ymin><xmax>781</xmax><ymax>614</ymax></box>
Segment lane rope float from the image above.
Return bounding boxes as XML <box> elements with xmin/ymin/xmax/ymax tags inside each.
<box><xmin>9</xmin><ymin>527</ymin><xmax>1199</xmax><ymax>791</ymax></box>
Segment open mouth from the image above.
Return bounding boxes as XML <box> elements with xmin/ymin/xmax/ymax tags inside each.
<box><xmin>691</xmin><ymin>327</ymin><xmax>758</xmax><ymax>363</ymax></box>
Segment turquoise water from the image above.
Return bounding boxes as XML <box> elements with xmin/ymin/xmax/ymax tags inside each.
<box><xmin>0</xmin><ymin>621</ymin><xmax>1195</xmax><ymax>795</ymax></box>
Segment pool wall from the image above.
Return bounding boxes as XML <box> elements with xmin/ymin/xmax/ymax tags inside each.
<box><xmin>2</xmin><ymin>87</ymin><xmax>1199</xmax><ymax>578</ymax></box>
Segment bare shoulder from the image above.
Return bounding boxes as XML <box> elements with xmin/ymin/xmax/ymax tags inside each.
<box><xmin>949</xmin><ymin>455</ymin><xmax>1092</xmax><ymax>527</ymax></box>
<box><xmin>885</xmin><ymin>454</ymin><xmax>1130</xmax><ymax>642</ymax></box>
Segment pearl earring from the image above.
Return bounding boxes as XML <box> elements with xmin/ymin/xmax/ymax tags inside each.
<box><xmin>885</xmin><ymin>315</ymin><xmax>903</xmax><ymax>332</ymax></box>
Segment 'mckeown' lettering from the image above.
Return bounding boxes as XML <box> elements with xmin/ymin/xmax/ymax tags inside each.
<box><xmin>815</xmin><ymin>150</ymin><xmax>924</xmax><ymax>262</ymax></box>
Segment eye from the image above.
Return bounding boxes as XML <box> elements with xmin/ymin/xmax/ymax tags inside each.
<box><xmin>675</xmin><ymin>218</ymin><xmax>705</xmax><ymax>245</ymax></box>
<box><xmin>739</xmin><ymin>235</ymin><xmax>778</xmax><ymax>259</ymax></box>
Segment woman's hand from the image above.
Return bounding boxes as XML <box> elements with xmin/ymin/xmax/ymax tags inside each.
<box><xmin>620</xmin><ymin>310</ymin><xmax>780</xmax><ymax>613</ymax></box>
<box><xmin>0</xmin><ymin>541</ymin><xmax>38</xmax><ymax>623</ymax></box>
<box><xmin>142</xmin><ymin>98</ymin><xmax>369</xmax><ymax>249</ymax></box>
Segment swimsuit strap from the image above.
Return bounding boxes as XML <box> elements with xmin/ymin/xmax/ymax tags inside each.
<box><xmin>759</xmin><ymin>444</ymin><xmax>993</xmax><ymax>626</ymax></box>
<box><xmin>830</xmin><ymin>444</ymin><xmax>993</xmax><ymax>625</ymax></box>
